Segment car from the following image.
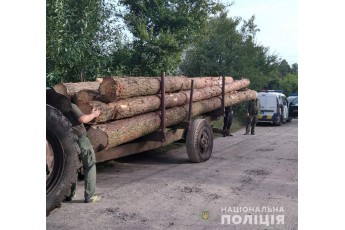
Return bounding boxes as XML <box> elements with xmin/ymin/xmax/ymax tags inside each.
<box><xmin>257</xmin><ymin>91</ymin><xmax>290</xmax><ymax>126</ymax></box>
<box><xmin>288</xmin><ymin>96</ymin><xmax>298</xmax><ymax>119</ymax></box>
<box><xmin>287</xmin><ymin>95</ymin><xmax>297</xmax><ymax>104</ymax></box>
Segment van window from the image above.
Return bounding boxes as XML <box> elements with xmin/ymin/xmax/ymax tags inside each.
<box><xmin>258</xmin><ymin>95</ymin><xmax>276</xmax><ymax>109</ymax></box>
<box><xmin>258</xmin><ymin>95</ymin><xmax>267</xmax><ymax>107</ymax></box>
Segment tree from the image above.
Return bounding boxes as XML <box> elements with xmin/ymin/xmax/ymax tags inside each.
<box><xmin>180</xmin><ymin>13</ymin><xmax>242</xmax><ymax>77</ymax></box>
<box><xmin>278</xmin><ymin>59</ymin><xmax>291</xmax><ymax>78</ymax></box>
<box><xmin>280</xmin><ymin>73</ymin><xmax>298</xmax><ymax>96</ymax></box>
<box><xmin>119</xmin><ymin>0</ymin><xmax>224</xmax><ymax>76</ymax></box>
<box><xmin>180</xmin><ymin>12</ymin><xmax>280</xmax><ymax>92</ymax></box>
<box><xmin>291</xmin><ymin>63</ymin><xmax>298</xmax><ymax>75</ymax></box>
<box><xmin>240</xmin><ymin>15</ymin><xmax>260</xmax><ymax>41</ymax></box>
<box><xmin>46</xmin><ymin>0</ymin><xmax>121</xmax><ymax>85</ymax></box>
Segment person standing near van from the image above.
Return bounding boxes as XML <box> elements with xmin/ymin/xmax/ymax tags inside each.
<box><xmin>223</xmin><ymin>106</ymin><xmax>233</xmax><ymax>137</ymax></box>
<box><xmin>245</xmin><ymin>98</ymin><xmax>260</xmax><ymax>135</ymax></box>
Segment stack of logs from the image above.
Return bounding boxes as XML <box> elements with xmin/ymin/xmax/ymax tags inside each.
<box><xmin>53</xmin><ymin>76</ymin><xmax>257</xmax><ymax>152</ymax></box>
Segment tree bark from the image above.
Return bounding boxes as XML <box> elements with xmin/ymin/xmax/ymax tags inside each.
<box><xmin>85</xmin><ymin>78</ymin><xmax>250</xmax><ymax>123</ymax></box>
<box><xmin>87</xmin><ymin>89</ymin><xmax>256</xmax><ymax>151</ymax></box>
<box><xmin>99</xmin><ymin>76</ymin><xmax>234</xmax><ymax>102</ymax></box>
<box><xmin>53</xmin><ymin>82</ymin><xmax>100</xmax><ymax>99</ymax></box>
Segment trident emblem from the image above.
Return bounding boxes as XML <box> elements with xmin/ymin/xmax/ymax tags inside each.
<box><xmin>202</xmin><ymin>211</ymin><xmax>209</xmax><ymax>220</ymax></box>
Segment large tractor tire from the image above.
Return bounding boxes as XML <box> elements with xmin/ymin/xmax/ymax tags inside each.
<box><xmin>46</xmin><ymin>104</ymin><xmax>80</xmax><ymax>215</ymax></box>
<box><xmin>186</xmin><ymin>119</ymin><xmax>213</xmax><ymax>163</ymax></box>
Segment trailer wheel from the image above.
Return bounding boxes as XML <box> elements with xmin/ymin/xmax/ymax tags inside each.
<box><xmin>46</xmin><ymin>105</ymin><xmax>79</xmax><ymax>215</ymax></box>
<box><xmin>186</xmin><ymin>119</ymin><xmax>213</xmax><ymax>163</ymax></box>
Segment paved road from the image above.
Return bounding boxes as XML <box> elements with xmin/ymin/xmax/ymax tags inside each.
<box><xmin>47</xmin><ymin>120</ymin><xmax>298</xmax><ymax>230</ymax></box>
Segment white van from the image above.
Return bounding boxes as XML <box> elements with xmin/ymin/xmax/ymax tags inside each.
<box><xmin>257</xmin><ymin>91</ymin><xmax>291</xmax><ymax>126</ymax></box>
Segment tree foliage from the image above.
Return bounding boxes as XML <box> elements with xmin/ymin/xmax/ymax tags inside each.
<box><xmin>291</xmin><ymin>63</ymin><xmax>298</xmax><ymax>75</ymax></box>
<box><xmin>118</xmin><ymin>0</ymin><xmax>224</xmax><ymax>76</ymax></box>
<box><xmin>46</xmin><ymin>0</ymin><xmax>120</xmax><ymax>85</ymax></box>
<box><xmin>46</xmin><ymin>0</ymin><xmax>298</xmax><ymax>97</ymax></box>
<box><xmin>180</xmin><ymin>13</ymin><xmax>280</xmax><ymax>91</ymax></box>
<box><xmin>278</xmin><ymin>59</ymin><xmax>291</xmax><ymax>77</ymax></box>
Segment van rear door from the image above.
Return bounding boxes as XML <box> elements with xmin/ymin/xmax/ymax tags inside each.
<box><xmin>259</xmin><ymin>94</ymin><xmax>276</xmax><ymax>112</ymax></box>
<box><xmin>258</xmin><ymin>94</ymin><xmax>276</xmax><ymax>121</ymax></box>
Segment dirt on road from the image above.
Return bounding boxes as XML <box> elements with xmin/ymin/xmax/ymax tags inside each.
<box><xmin>47</xmin><ymin>120</ymin><xmax>298</xmax><ymax>230</ymax></box>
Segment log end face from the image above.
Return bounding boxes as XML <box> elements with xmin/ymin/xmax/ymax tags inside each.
<box><xmin>74</xmin><ymin>90</ymin><xmax>95</xmax><ymax>104</ymax></box>
<box><xmin>99</xmin><ymin>77</ymin><xmax>116</xmax><ymax>103</ymax></box>
<box><xmin>77</xmin><ymin>103</ymin><xmax>93</xmax><ymax>115</ymax></box>
<box><xmin>87</xmin><ymin>127</ymin><xmax>108</xmax><ymax>152</ymax></box>
<box><xmin>53</xmin><ymin>83</ymin><xmax>69</xmax><ymax>99</ymax></box>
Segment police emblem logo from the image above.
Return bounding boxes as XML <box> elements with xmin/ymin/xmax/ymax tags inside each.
<box><xmin>202</xmin><ymin>211</ymin><xmax>209</xmax><ymax>220</ymax></box>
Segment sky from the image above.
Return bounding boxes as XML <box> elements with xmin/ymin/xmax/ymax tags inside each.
<box><xmin>222</xmin><ymin>0</ymin><xmax>298</xmax><ymax>65</ymax></box>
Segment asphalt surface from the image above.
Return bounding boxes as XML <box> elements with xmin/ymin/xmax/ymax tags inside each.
<box><xmin>47</xmin><ymin>119</ymin><xmax>298</xmax><ymax>230</ymax></box>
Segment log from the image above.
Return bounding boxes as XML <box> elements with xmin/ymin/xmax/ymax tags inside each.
<box><xmin>74</xmin><ymin>89</ymin><xmax>102</xmax><ymax>105</ymax></box>
<box><xmin>72</xmin><ymin>89</ymin><xmax>103</xmax><ymax>115</ymax></box>
<box><xmin>88</xmin><ymin>91</ymin><xmax>188</xmax><ymax>123</ymax></box>
<box><xmin>99</xmin><ymin>76</ymin><xmax>234</xmax><ymax>102</ymax></box>
<box><xmin>87</xmin><ymin>89</ymin><xmax>257</xmax><ymax>151</ymax></box>
<box><xmin>86</xmin><ymin>78</ymin><xmax>250</xmax><ymax>123</ymax></box>
<box><xmin>53</xmin><ymin>82</ymin><xmax>100</xmax><ymax>99</ymax></box>
<box><xmin>99</xmin><ymin>77</ymin><xmax>160</xmax><ymax>103</ymax></box>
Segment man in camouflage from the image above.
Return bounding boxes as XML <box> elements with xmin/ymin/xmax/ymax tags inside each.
<box><xmin>66</xmin><ymin>103</ymin><xmax>101</xmax><ymax>203</ymax></box>
<box><xmin>245</xmin><ymin>97</ymin><xmax>260</xmax><ymax>135</ymax></box>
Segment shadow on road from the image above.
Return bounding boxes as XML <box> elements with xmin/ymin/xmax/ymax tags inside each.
<box><xmin>97</xmin><ymin>148</ymin><xmax>191</xmax><ymax>171</ymax></box>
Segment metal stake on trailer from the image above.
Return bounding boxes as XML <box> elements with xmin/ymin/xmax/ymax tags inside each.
<box><xmin>205</xmin><ymin>75</ymin><xmax>227</xmax><ymax>135</ymax></box>
<box><xmin>221</xmin><ymin>75</ymin><xmax>225</xmax><ymax>116</ymax></box>
<box><xmin>204</xmin><ymin>75</ymin><xmax>226</xmax><ymax>118</ymax></box>
<box><xmin>160</xmin><ymin>72</ymin><xmax>167</xmax><ymax>142</ymax></box>
<box><xmin>187</xmin><ymin>79</ymin><xmax>194</xmax><ymax>130</ymax></box>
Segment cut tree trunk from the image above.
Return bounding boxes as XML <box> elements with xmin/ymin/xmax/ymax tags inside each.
<box><xmin>53</xmin><ymin>82</ymin><xmax>100</xmax><ymax>99</ymax></box>
<box><xmin>87</xmin><ymin>89</ymin><xmax>256</xmax><ymax>151</ymax></box>
<box><xmin>99</xmin><ymin>76</ymin><xmax>234</xmax><ymax>102</ymax></box>
<box><xmin>72</xmin><ymin>89</ymin><xmax>104</xmax><ymax>114</ymax></box>
<box><xmin>84</xmin><ymin>78</ymin><xmax>250</xmax><ymax>123</ymax></box>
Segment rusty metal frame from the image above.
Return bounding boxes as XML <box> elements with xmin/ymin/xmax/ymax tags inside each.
<box><xmin>221</xmin><ymin>75</ymin><xmax>225</xmax><ymax>116</ymax></box>
<box><xmin>95</xmin><ymin>129</ymin><xmax>185</xmax><ymax>163</ymax></box>
<box><xmin>187</xmin><ymin>79</ymin><xmax>194</xmax><ymax>130</ymax></box>
<box><xmin>160</xmin><ymin>72</ymin><xmax>167</xmax><ymax>142</ymax></box>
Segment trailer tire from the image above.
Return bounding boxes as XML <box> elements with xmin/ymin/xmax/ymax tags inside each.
<box><xmin>46</xmin><ymin>105</ymin><xmax>79</xmax><ymax>215</ymax></box>
<box><xmin>186</xmin><ymin>119</ymin><xmax>213</xmax><ymax>163</ymax></box>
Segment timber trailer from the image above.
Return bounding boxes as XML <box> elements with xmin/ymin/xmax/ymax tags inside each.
<box><xmin>46</xmin><ymin>74</ymin><xmax>228</xmax><ymax>215</ymax></box>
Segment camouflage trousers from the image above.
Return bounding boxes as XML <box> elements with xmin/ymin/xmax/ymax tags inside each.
<box><xmin>245</xmin><ymin>114</ymin><xmax>258</xmax><ymax>134</ymax></box>
<box><xmin>70</xmin><ymin>135</ymin><xmax>96</xmax><ymax>200</ymax></box>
